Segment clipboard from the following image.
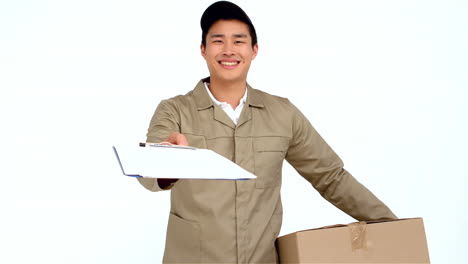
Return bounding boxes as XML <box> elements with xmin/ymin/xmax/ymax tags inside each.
<box><xmin>113</xmin><ymin>144</ymin><xmax>256</xmax><ymax>180</ymax></box>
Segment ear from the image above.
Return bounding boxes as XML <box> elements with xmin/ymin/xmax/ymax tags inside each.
<box><xmin>200</xmin><ymin>44</ymin><xmax>206</xmax><ymax>59</ymax></box>
<box><xmin>252</xmin><ymin>43</ymin><xmax>259</xmax><ymax>60</ymax></box>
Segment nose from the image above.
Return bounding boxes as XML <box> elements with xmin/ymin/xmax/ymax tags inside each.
<box><xmin>222</xmin><ymin>42</ymin><xmax>235</xmax><ymax>56</ymax></box>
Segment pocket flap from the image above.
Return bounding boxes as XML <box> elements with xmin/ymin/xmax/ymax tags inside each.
<box><xmin>253</xmin><ymin>137</ymin><xmax>289</xmax><ymax>152</ymax></box>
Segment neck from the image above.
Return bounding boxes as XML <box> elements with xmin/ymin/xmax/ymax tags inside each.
<box><xmin>208</xmin><ymin>77</ymin><xmax>247</xmax><ymax>109</ymax></box>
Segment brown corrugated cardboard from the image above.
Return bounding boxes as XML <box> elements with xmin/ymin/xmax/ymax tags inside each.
<box><xmin>277</xmin><ymin>218</ymin><xmax>430</xmax><ymax>263</ymax></box>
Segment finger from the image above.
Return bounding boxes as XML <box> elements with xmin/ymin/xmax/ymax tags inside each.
<box><xmin>166</xmin><ymin>132</ymin><xmax>189</xmax><ymax>146</ymax></box>
<box><xmin>174</xmin><ymin>133</ymin><xmax>189</xmax><ymax>146</ymax></box>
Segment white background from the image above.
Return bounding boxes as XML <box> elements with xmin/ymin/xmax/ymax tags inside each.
<box><xmin>1</xmin><ymin>0</ymin><xmax>466</xmax><ymax>263</ymax></box>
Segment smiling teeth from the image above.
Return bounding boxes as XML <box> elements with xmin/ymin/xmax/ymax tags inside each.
<box><xmin>221</xmin><ymin>61</ymin><xmax>238</xmax><ymax>66</ymax></box>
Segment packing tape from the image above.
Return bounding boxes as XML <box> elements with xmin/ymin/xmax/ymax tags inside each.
<box><xmin>348</xmin><ymin>221</ymin><xmax>367</xmax><ymax>251</ymax></box>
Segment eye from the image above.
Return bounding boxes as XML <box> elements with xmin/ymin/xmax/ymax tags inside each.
<box><xmin>212</xmin><ymin>40</ymin><xmax>223</xmax><ymax>44</ymax></box>
<box><xmin>235</xmin><ymin>40</ymin><xmax>245</xmax><ymax>44</ymax></box>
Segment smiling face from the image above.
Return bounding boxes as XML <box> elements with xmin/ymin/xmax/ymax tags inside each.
<box><xmin>201</xmin><ymin>19</ymin><xmax>258</xmax><ymax>84</ymax></box>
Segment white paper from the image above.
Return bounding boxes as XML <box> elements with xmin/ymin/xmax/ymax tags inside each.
<box><xmin>113</xmin><ymin>145</ymin><xmax>256</xmax><ymax>180</ymax></box>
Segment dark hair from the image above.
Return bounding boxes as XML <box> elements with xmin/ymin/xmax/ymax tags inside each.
<box><xmin>200</xmin><ymin>1</ymin><xmax>257</xmax><ymax>47</ymax></box>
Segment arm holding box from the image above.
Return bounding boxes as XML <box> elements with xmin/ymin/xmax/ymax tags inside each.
<box><xmin>285</xmin><ymin>102</ymin><xmax>397</xmax><ymax>221</ymax></box>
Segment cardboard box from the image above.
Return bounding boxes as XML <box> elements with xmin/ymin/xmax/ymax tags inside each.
<box><xmin>277</xmin><ymin>218</ymin><xmax>430</xmax><ymax>263</ymax></box>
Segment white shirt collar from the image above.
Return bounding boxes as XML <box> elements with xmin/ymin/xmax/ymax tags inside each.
<box><xmin>203</xmin><ymin>82</ymin><xmax>248</xmax><ymax>125</ymax></box>
<box><xmin>203</xmin><ymin>82</ymin><xmax>248</xmax><ymax>111</ymax></box>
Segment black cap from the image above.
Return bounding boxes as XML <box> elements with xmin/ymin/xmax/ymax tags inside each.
<box><xmin>200</xmin><ymin>1</ymin><xmax>257</xmax><ymax>46</ymax></box>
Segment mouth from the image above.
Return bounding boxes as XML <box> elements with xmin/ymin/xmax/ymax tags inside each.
<box><xmin>218</xmin><ymin>60</ymin><xmax>240</xmax><ymax>68</ymax></box>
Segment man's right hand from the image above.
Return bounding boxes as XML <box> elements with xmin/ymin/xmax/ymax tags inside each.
<box><xmin>157</xmin><ymin>132</ymin><xmax>188</xmax><ymax>189</ymax></box>
<box><xmin>163</xmin><ymin>132</ymin><xmax>189</xmax><ymax>146</ymax></box>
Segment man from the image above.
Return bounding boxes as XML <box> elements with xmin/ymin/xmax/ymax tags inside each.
<box><xmin>138</xmin><ymin>1</ymin><xmax>396</xmax><ymax>263</ymax></box>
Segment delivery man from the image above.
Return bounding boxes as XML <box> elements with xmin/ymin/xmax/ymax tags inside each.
<box><xmin>137</xmin><ymin>1</ymin><xmax>397</xmax><ymax>263</ymax></box>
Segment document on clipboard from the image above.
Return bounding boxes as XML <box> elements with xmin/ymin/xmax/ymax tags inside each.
<box><xmin>113</xmin><ymin>143</ymin><xmax>256</xmax><ymax>180</ymax></box>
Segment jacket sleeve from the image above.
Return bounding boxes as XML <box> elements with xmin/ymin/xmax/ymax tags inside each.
<box><xmin>285</xmin><ymin>102</ymin><xmax>397</xmax><ymax>221</ymax></box>
<box><xmin>137</xmin><ymin>99</ymin><xmax>181</xmax><ymax>192</ymax></box>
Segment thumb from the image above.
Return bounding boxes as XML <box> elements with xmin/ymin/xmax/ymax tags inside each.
<box><xmin>166</xmin><ymin>132</ymin><xmax>189</xmax><ymax>146</ymax></box>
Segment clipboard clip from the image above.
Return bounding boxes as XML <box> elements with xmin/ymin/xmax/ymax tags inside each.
<box><xmin>139</xmin><ymin>142</ymin><xmax>197</xmax><ymax>150</ymax></box>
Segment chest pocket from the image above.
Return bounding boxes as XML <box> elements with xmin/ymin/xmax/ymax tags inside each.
<box><xmin>253</xmin><ymin>137</ymin><xmax>289</xmax><ymax>188</ymax></box>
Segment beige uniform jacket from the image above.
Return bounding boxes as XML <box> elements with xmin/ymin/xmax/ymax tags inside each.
<box><xmin>138</xmin><ymin>78</ymin><xmax>396</xmax><ymax>263</ymax></box>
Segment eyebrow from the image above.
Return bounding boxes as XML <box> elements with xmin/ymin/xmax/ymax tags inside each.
<box><xmin>209</xmin><ymin>33</ymin><xmax>248</xmax><ymax>38</ymax></box>
<box><xmin>233</xmin><ymin>33</ymin><xmax>248</xmax><ymax>38</ymax></box>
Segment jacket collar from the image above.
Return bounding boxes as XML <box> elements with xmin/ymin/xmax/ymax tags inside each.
<box><xmin>193</xmin><ymin>77</ymin><xmax>264</xmax><ymax>111</ymax></box>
